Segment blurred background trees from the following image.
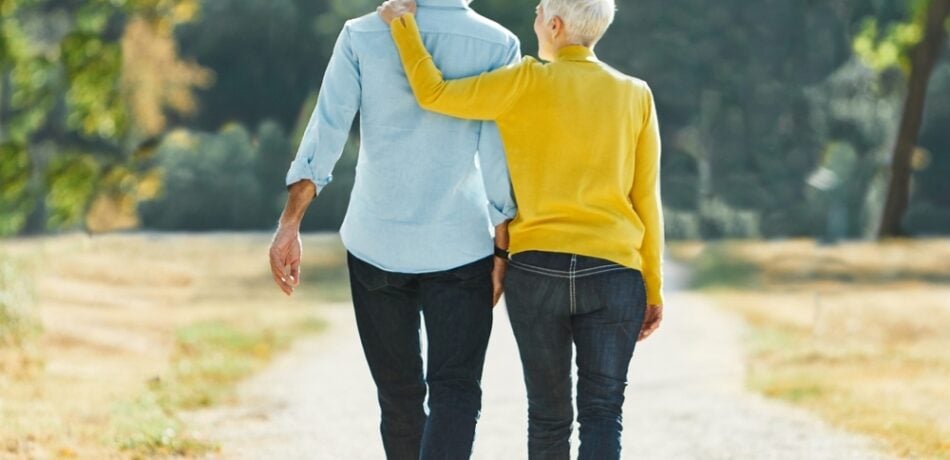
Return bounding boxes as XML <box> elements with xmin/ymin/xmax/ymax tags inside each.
<box><xmin>1</xmin><ymin>0</ymin><xmax>948</xmax><ymax>238</ymax></box>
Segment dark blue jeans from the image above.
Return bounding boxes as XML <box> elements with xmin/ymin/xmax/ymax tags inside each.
<box><xmin>505</xmin><ymin>251</ymin><xmax>648</xmax><ymax>460</ymax></box>
<box><xmin>347</xmin><ymin>253</ymin><xmax>494</xmax><ymax>460</ymax></box>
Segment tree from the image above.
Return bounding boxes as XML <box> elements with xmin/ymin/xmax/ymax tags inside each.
<box><xmin>856</xmin><ymin>0</ymin><xmax>950</xmax><ymax>237</ymax></box>
<box><xmin>0</xmin><ymin>0</ymin><xmax>209</xmax><ymax>235</ymax></box>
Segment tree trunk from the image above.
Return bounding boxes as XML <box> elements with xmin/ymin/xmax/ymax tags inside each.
<box><xmin>878</xmin><ymin>0</ymin><xmax>950</xmax><ymax>238</ymax></box>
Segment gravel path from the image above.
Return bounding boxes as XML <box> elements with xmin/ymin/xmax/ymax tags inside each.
<box><xmin>188</xmin><ymin>261</ymin><xmax>893</xmax><ymax>460</ymax></box>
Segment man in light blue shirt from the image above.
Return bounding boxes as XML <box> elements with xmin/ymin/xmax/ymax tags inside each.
<box><xmin>268</xmin><ymin>0</ymin><xmax>520</xmax><ymax>457</ymax></box>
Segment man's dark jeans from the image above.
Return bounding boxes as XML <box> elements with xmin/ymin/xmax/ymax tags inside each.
<box><xmin>505</xmin><ymin>251</ymin><xmax>648</xmax><ymax>460</ymax></box>
<box><xmin>347</xmin><ymin>252</ymin><xmax>494</xmax><ymax>460</ymax></box>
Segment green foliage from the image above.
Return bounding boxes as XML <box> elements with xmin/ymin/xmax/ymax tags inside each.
<box><xmin>3</xmin><ymin>0</ymin><xmax>948</xmax><ymax>237</ymax></box>
<box><xmin>174</xmin><ymin>0</ymin><xmax>331</xmax><ymax>130</ymax></box>
<box><xmin>61</xmin><ymin>33</ymin><xmax>126</xmax><ymax>138</ymax></box>
<box><xmin>45</xmin><ymin>153</ymin><xmax>101</xmax><ymax>230</ymax></box>
<box><xmin>255</xmin><ymin>120</ymin><xmax>294</xmax><ymax>222</ymax></box>
<box><xmin>0</xmin><ymin>143</ymin><xmax>33</xmax><ymax>236</ymax></box>
<box><xmin>0</xmin><ymin>0</ymin><xmax>204</xmax><ymax>235</ymax></box>
<box><xmin>853</xmin><ymin>0</ymin><xmax>929</xmax><ymax>73</ymax></box>
<box><xmin>140</xmin><ymin>125</ymin><xmax>262</xmax><ymax>230</ymax></box>
<box><xmin>905</xmin><ymin>202</ymin><xmax>950</xmax><ymax>235</ymax></box>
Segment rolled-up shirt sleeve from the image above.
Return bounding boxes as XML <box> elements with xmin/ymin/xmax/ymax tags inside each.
<box><xmin>286</xmin><ymin>23</ymin><xmax>361</xmax><ymax>193</ymax></box>
<box><xmin>476</xmin><ymin>37</ymin><xmax>521</xmax><ymax>226</ymax></box>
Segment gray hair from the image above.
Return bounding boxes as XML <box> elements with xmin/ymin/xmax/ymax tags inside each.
<box><xmin>541</xmin><ymin>0</ymin><xmax>616</xmax><ymax>46</ymax></box>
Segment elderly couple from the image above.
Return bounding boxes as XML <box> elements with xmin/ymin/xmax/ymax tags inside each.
<box><xmin>269</xmin><ymin>0</ymin><xmax>665</xmax><ymax>458</ymax></box>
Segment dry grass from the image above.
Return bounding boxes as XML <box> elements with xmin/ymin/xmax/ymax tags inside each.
<box><xmin>0</xmin><ymin>233</ymin><xmax>347</xmax><ymax>459</ymax></box>
<box><xmin>672</xmin><ymin>239</ymin><xmax>950</xmax><ymax>459</ymax></box>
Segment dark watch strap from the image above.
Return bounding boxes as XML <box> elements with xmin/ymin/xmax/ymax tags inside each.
<box><xmin>494</xmin><ymin>246</ymin><xmax>510</xmax><ymax>259</ymax></box>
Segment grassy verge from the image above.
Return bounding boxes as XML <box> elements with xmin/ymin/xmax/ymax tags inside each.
<box><xmin>0</xmin><ymin>257</ymin><xmax>42</xmax><ymax>377</ymax></box>
<box><xmin>0</xmin><ymin>233</ymin><xmax>345</xmax><ymax>459</ymax></box>
<box><xmin>109</xmin><ymin>318</ymin><xmax>325</xmax><ymax>456</ymax></box>
<box><xmin>673</xmin><ymin>239</ymin><xmax>950</xmax><ymax>459</ymax></box>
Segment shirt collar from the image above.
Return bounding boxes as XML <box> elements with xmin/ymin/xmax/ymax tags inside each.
<box><xmin>554</xmin><ymin>45</ymin><xmax>598</xmax><ymax>63</ymax></box>
<box><xmin>417</xmin><ymin>0</ymin><xmax>469</xmax><ymax>8</ymax></box>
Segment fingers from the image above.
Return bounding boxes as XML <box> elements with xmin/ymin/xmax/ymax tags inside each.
<box><xmin>377</xmin><ymin>0</ymin><xmax>416</xmax><ymax>24</ymax></box>
<box><xmin>269</xmin><ymin>247</ymin><xmax>295</xmax><ymax>296</ymax></box>
<box><xmin>491</xmin><ymin>272</ymin><xmax>503</xmax><ymax>307</ymax></box>
<box><xmin>639</xmin><ymin>321</ymin><xmax>659</xmax><ymax>341</ymax></box>
<box><xmin>638</xmin><ymin>305</ymin><xmax>663</xmax><ymax>342</ymax></box>
<box><xmin>270</xmin><ymin>261</ymin><xmax>294</xmax><ymax>296</ymax></box>
<box><xmin>289</xmin><ymin>260</ymin><xmax>301</xmax><ymax>287</ymax></box>
<box><xmin>272</xmin><ymin>270</ymin><xmax>294</xmax><ymax>296</ymax></box>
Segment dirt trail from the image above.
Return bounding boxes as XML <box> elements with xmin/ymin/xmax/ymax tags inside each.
<box><xmin>188</xmin><ymin>261</ymin><xmax>892</xmax><ymax>460</ymax></box>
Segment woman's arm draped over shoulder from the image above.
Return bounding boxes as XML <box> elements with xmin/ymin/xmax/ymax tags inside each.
<box><xmin>389</xmin><ymin>14</ymin><xmax>533</xmax><ymax>121</ymax></box>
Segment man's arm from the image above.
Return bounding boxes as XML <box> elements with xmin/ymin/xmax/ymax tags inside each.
<box><xmin>271</xmin><ymin>24</ymin><xmax>361</xmax><ymax>295</ymax></box>
<box><xmin>285</xmin><ymin>24</ymin><xmax>362</xmax><ymax>195</ymax></box>
<box><xmin>476</xmin><ymin>38</ymin><xmax>520</xmax><ymax>306</ymax></box>
<box><xmin>476</xmin><ymin>36</ymin><xmax>520</xmax><ymax>228</ymax></box>
<box><xmin>270</xmin><ymin>181</ymin><xmax>316</xmax><ymax>296</ymax></box>
<box><xmin>477</xmin><ymin>120</ymin><xmax>517</xmax><ymax>228</ymax></box>
<box><xmin>383</xmin><ymin>12</ymin><xmax>532</xmax><ymax>121</ymax></box>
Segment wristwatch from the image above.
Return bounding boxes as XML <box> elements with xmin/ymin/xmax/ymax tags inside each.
<box><xmin>494</xmin><ymin>246</ymin><xmax>510</xmax><ymax>260</ymax></box>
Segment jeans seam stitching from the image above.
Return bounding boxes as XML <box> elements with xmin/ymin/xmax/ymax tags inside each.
<box><xmin>573</xmin><ymin>266</ymin><xmax>630</xmax><ymax>278</ymax></box>
<box><xmin>569</xmin><ymin>255</ymin><xmax>577</xmax><ymax>315</ymax></box>
<box><xmin>508</xmin><ymin>260</ymin><xmax>570</xmax><ymax>276</ymax></box>
<box><xmin>509</xmin><ymin>260</ymin><xmax>622</xmax><ymax>276</ymax></box>
<box><xmin>572</xmin><ymin>264</ymin><xmax>624</xmax><ymax>274</ymax></box>
<box><xmin>509</xmin><ymin>263</ymin><xmax>572</xmax><ymax>278</ymax></box>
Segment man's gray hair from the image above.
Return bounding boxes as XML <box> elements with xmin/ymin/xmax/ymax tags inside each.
<box><xmin>541</xmin><ymin>0</ymin><xmax>616</xmax><ymax>46</ymax></box>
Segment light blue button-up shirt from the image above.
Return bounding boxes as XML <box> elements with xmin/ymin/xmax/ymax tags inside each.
<box><xmin>286</xmin><ymin>0</ymin><xmax>520</xmax><ymax>273</ymax></box>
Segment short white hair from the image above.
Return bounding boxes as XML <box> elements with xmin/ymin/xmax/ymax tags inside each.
<box><xmin>541</xmin><ymin>0</ymin><xmax>616</xmax><ymax>46</ymax></box>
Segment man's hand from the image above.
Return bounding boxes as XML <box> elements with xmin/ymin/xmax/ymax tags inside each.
<box><xmin>270</xmin><ymin>180</ymin><xmax>315</xmax><ymax>297</ymax></box>
<box><xmin>639</xmin><ymin>304</ymin><xmax>663</xmax><ymax>341</ymax></box>
<box><xmin>377</xmin><ymin>0</ymin><xmax>417</xmax><ymax>25</ymax></box>
<box><xmin>492</xmin><ymin>220</ymin><xmax>511</xmax><ymax>307</ymax></box>
<box><xmin>492</xmin><ymin>257</ymin><xmax>507</xmax><ymax>307</ymax></box>
<box><xmin>270</xmin><ymin>225</ymin><xmax>303</xmax><ymax>296</ymax></box>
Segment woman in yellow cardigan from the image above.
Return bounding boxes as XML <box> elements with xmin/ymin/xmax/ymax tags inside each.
<box><xmin>379</xmin><ymin>1</ymin><xmax>665</xmax><ymax>458</ymax></box>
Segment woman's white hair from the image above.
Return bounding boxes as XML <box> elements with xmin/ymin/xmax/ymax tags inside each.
<box><xmin>541</xmin><ymin>0</ymin><xmax>616</xmax><ymax>46</ymax></box>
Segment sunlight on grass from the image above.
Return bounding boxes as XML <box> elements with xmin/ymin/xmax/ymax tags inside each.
<box><xmin>110</xmin><ymin>392</ymin><xmax>215</xmax><ymax>456</ymax></box>
<box><xmin>0</xmin><ymin>256</ymin><xmax>43</xmax><ymax>380</ymax></box>
<box><xmin>674</xmin><ymin>239</ymin><xmax>950</xmax><ymax>458</ymax></box>
<box><xmin>110</xmin><ymin>318</ymin><xmax>326</xmax><ymax>456</ymax></box>
<box><xmin>0</xmin><ymin>233</ymin><xmax>343</xmax><ymax>458</ymax></box>
<box><xmin>0</xmin><ymin>258</ymin><xmax>39</xmax><ymax>347</ymax></box>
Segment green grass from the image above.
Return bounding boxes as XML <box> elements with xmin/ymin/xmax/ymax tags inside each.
<box><xmin>684</xmin><ymin>244</ymin><xmax>761</xmax><ymax>289</ymax></box>
<box><xmin>110</xmin><ymin>393</ymin><xmax>215</xmax><ymax>457</ymax></box>
<box><xmin>674</xmin><ymin>240</ymin><xmax>950</xmax><ymax>458</ymax></box>
<box><xmin>0</xmin><ymin>257</ymin><xmax>40</xmax><ymax>347</ymax></box>
<box><xmin>110</xmin><ymin>317</ymin><xmax>326</xmax><ymax>456</ymax></box>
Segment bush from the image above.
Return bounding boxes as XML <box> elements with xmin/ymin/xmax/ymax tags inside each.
<box><xmin>905</xmin><ymin>202</ymin><xmax>950</xmax><ymax>236</ymax></box>
<box><xmin>141</xmin><ymin>125</ymin><xmax>265</xmax><ymax>230</ymax></box>
<box><xmin>0</xmin><ymin>143</ymin><xmax>34</xmax><ymax>237</ymax></box>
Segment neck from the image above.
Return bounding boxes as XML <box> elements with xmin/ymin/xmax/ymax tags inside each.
<box><xmin>559</xmin><ymin>41</ymin><xmax>592</xmax><ymax>50</ymax></box>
